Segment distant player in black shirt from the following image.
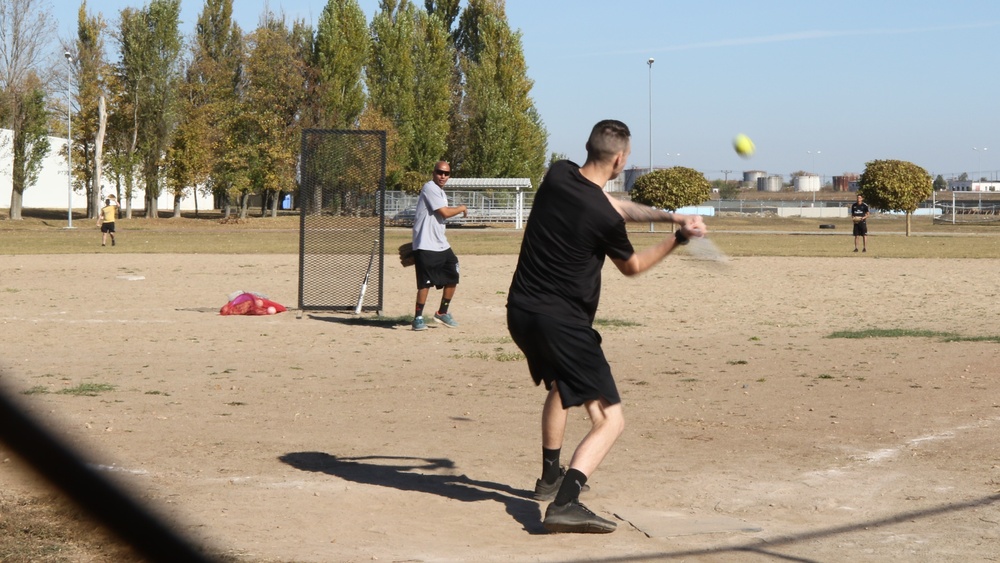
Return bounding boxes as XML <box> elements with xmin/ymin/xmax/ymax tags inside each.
<box><xmin>507</xmin><ymin>119</ymin><xmax>706</xmax><ymax>533</ymax></box>
<box><xmin>851</xmin><ymin>193</ymin><xmax>870</xmax><ymax>252</ymax></box>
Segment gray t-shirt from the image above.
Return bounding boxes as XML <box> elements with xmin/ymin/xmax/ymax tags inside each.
<box><xmin>412</xmin><ymin>180</ymin><xmax>450</xmax><ymax>251</ymax></box>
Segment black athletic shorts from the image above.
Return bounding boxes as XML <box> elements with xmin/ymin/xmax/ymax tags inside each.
<box><xmin>413</xmin><ymin>248</ymin><xmax>460</xmax><ymax>289</ymax></box>
<box><xmin>853</xmin><ymin>220</ymin><xmax>867</xmax><ymax>236</ymax></box>
<box><xmin>506</xmin><ymin>305</ymin><xmax>621</xmax><ymax>408</ymax></box>
<box><xmin>101</xmin><ymin>222</ymin><xmax>116</xmax><ymax>234</ymax></box>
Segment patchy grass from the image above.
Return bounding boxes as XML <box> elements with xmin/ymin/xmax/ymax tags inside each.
<box><xmin>4</xmin><ymin>208</ymin><xmax>1000</xmax><ymax>258</ymax></box>
<box><xmin>827</xmin><ymin>328</ymin><xmax>958</xmax><ymax>339</ymax></box>
<box><xmin>828</xmin><ymin>328</ymin><xmax>1000</xmax><ymax>342</ymax></box>
<box><xmin>0</xmin><ymin>492</ymin><xmax>144</xmax><ymax>563</ymax></box>
<box><xmin>941</xmin><ymin>335</ymin><xmax>1000</xmax><ymax>343</ymax></box>
<box><xmin>594</xmin><ymin>317</ymin><xmax>642</xmax><ymax>328</ymax></box>
<box><xmin>493</xmin><ymin>351</ymin><xmax>523</xmax><ymax>362</ymax></box>
<box><xmin>55</xmin><ymin>383</ymin><xmax>116</xmax><ymax>397</ymax></box>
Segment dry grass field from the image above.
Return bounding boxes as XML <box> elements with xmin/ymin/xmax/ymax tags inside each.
<box><xmin>2</xmin><ymin>207</ymin><xmax>999</xmax><ymax>562</ymax></box>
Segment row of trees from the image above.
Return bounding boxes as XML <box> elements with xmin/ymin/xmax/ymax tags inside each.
<box><xmin>631</xmin><ymin>159</ymin><xmax>933</xmax><ymax>236</ymax></box>
<box><xmin>1</xmin><ymin>0</ymin><xmax>548</xmax><ymax>220</ymax></box>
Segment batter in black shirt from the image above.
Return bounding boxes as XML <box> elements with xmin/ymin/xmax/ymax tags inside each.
<box><xmin>506</xmin><ymin>119</ymin><xmax>707</xmax><ymax>534</ymax></box>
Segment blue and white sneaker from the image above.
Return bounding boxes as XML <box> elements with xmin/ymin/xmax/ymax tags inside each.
<box><xmin>412</xmin><ymin>316</ymin><xmax>427</xmax><ymax>331</ymax></box>
<box><xmin>433</xmin><ymin>312</ymin><xmax>458</xmax><ymax>328</ymax></box>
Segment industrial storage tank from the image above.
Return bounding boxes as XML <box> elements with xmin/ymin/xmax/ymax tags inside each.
<box><xmin>793</xmin><ymin>174</ymin><xmax>821</xmax><ymax>192</ymax></box>
<box><xmin>832</xmin><ymin>174</ymin><xmax>859</xmax><ymax>192</ymax></box>
<box><xmin>743</xmin><ymin>170</ymin><xmax>766</xmax><ymax>189</ymax></box>
<box><xmin>757</xmin><ymin>175</ymin><xmax>784</xmax><ymax>192</ymax></box>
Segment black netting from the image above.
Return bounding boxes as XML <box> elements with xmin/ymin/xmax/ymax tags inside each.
<box><xmin>298</xmin><ymin>130</ymin><xmax>386</xmax><ymax>313</ymax></box>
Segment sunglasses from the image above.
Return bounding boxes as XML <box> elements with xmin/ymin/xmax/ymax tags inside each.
<box><xmin>434</xmin><ymin>169</ymin><xmax>451</xmax><ymax>176</ymax></box>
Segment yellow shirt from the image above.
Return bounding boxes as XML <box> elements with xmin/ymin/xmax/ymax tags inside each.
<box><xmin>101</xmin><ymin>205</ymin><xmax>116</xmax><ymax>223</ymax></box>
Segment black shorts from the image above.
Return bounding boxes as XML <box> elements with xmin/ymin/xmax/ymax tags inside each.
<box><xmin>101</xmin><ymin>222</ymin><xmax>116</xmax><ymax>234</ymax></box>
<box><xmin>413</xmin><ymin>248</ymin><xmax>459</xmax><ymax>289</ymax></box>
<box><xmin>853</xmin><ymin>220</ymin><xmax>867</xmax><ymax>236</ymax></box>
<box><xmin>506</xmin><ymin>305</ymin><xmax>620</xmax><ymax>408</ymax></box>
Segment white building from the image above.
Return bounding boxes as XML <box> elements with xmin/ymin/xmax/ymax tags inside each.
<box><xmin>1</xmin><ymin>128</ymin><xmax>213</xmax><ymax>213</ymax></box>
<box><xmin>948</xmin><ymin>179</ymin><xmax>1000</xmax><ymax>192</ymax></box>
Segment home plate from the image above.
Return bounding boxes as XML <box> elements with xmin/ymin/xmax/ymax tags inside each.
<box><xmin>613</xmin><ymin>508</ymin><xmax>761</xmax><ymax>537</ymax></box>
<box><xmin>116</xmin><ymin>275</ymin><xmax>145</xmax><ymax>281</ymax></box>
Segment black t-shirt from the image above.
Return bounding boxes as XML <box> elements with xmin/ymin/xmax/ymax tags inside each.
<box><xmin>851</xmin><ymin>201</ymin><xmax>869</xmax><ymax>220</ymax></box>
<box><xmin>507</xmin><ymin>160</ymin><xmax>634</xmax><ymax>326</ymax></box>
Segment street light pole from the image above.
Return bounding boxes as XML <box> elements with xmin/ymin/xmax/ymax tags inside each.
<box><xmin>647</xmin><ymin>57</ymin><xmax>655</xmax><ymax>233</ymax></box>
<box><xmin>973</xmin><ymin>147</ymin><xmax>987</xmax><ymax>183</ymax></box>
<box><xmin>807</xmin><ymin>150</ymin><xmax>821</xmax><ymax>174</ymax></box>
<box><xmin>64</xmin><ymin>51</ymin><xmax>73</xmax><ymax>229</ymax></box>
<box><xmin>807</xmin><ymin>150</ymin><xmax>822</xmax><ymax>196</ymax></box>
<box><xmin>647</xmin><ymin>57</ymin><xmax>654</xmax><ymax>174</ymax></box>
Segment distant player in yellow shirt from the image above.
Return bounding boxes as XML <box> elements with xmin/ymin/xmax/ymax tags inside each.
<box><xmin>97</xmin><ymin>198</ymin><xmax>117</xmax><ymax>247</ymax></box>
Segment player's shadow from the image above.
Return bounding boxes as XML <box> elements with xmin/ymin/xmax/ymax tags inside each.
<box><xmin>305</xmin><ymin>314</ymin><xmax>411</xmax><ymax>329</ymax></box>
<box><xmin>279</xmin><ymin>452</ymin><xmax>544</xmax><ymax>533</ymax></box>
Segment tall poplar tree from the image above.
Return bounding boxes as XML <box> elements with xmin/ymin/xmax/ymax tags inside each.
<box><xmin>72</xmin><ymin>2</ymin><xmax>111</xmax><ymax>218</ymax></box>
<box><xmin>116</xmin><ymin>0</ymin><xmax>183</xmax><ymax>218</ymax></box>
<box><xmin>368</xmin><ymin>0</ymin><xmax>417</xmax><ymax>185</ymax></box>
<box><xmin>410</xmin><ymin>8</ymin><xmax>452</xmax><ymax>174</ymax></box>
<box><xmin>456</xmin><ymin>0</ymin><xmax>545</xmax><ymax>180</ymax></box>
<box><xmin>314</xmin><ymin>0</ymin><xmax>369</xmax><ymax>128</ymax></box>
<box><xmin>0</xmin><ymin>0</ymin><xmax>55</xmax><ymax>219</ymax></box>
<box><xmin>169</xmin><ymin>0</ymin><xmax>242</xmax><ymax>217</ymax></box>
<box><xmin>8</xmin><ymin>76</ymin><xmax>50</xmax><ymax>220</ymax></box>
<box><xmin>228</xmin><ymin>13</ymin><xmax>308</xmax><ymax>218</ymax></box>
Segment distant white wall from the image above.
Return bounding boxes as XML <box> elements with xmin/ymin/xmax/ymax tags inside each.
<box><xmin>1</xmin><ymin>128</ymin><xmax>213</xmax><ymax>212</ymax></box>
<box><xmin>0</xmin><ymin>130</ymin><xmax>72</xmax><ymax>209</ymax></box>
<box><xmin>777</xmin><ymin>207</ymin><xmax>849</xmax><ymax>218</ymax></box>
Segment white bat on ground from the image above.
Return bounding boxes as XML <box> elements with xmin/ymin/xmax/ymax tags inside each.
<box><xmin>354</xmin><ymin>241</ymin><xmax>378</xmax><ymax>314</ymax></box>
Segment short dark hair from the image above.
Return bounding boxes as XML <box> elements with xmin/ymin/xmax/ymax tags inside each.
<box><xmin>586</xmin><ymin>120</ymin><xmax>630</xmax><ymax>163</ymax></box>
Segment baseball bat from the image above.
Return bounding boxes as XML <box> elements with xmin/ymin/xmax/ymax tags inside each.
<box><xmin>354</xmin><ymin>240</ymin><xmax>378</xmax><ymax>314</ymax></box>
<box><xmin>685</xmin><ymin>235</ymin><xmax>730</xmax><ymax>264</ymax></box>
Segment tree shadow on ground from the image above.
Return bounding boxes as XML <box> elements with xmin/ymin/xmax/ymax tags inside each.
<box><xmin>279</xmin><ymin>452</ymin><xmax>544</xmax><ymax>534</ymax></box>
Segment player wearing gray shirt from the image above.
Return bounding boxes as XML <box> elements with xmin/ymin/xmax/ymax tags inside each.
<box><xmin>410</xmin><ymin>161</ymin><xmax>467</xmax><ymax>331</ymax></box>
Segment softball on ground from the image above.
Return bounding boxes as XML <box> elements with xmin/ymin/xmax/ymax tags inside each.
<box><xmin>733</xmin><ymin>134</ymin><xmax>755</xmax><ymax>158</ymax></box>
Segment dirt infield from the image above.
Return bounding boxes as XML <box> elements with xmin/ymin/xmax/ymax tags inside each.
<box><xmin>1</xmin><ymin>253</ymin><xmax>999</xmax><ymax>562</ymax></box>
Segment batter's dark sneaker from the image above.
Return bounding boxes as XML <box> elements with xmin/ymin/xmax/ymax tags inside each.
<box><xmin>433</xmin><ymin>312</ymin><xmax>458</xmax><ymax>327</ymax></box>
<box><xmin>533</xmin><ymin>468</ymin><xmax>590</xmax><ymax>501</ymax></box>
<box><xmin>543</xmin><ymin>501</ymin><xmax>616</xmax><ymax>534</ymax></box>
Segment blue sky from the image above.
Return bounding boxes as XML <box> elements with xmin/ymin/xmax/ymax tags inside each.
<box><xmin>61</xmin><ymin>1</ymin><xmax>1000</xmax><ymax>182</ymax></box>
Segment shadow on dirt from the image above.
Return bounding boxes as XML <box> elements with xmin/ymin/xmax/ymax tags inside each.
<box><xmin>305</xmin><ymin>313</ymin><xmax>413</xmax><ymax>329</ymax></box>
<box><xmin>279</xmin><ymin>452</ymin><xmax>545</xmax><ymax>533</ymax></box>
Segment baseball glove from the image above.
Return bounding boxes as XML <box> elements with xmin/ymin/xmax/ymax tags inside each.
<box><xmin>852</xmin><ymin>216</ymin><xmax>863</xmax><ymax>224</ymax></box>
<box><xmin>398</xmin><ymin>242</ymin><xmax>415</xmax><ymax>267</ymax></box>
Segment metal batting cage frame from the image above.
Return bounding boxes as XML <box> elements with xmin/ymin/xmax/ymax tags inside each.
<box><xmin>298</xmin><ymin>129</ymin><xmax>387</xmax><ymax>314</ymax></box>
